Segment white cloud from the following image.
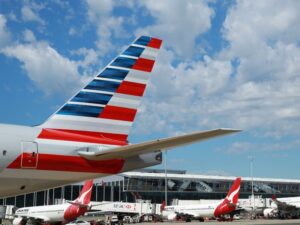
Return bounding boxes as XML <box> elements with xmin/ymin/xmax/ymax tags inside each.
<box><xmin>220</xmin><ymin>140</ymin><xmax>300</xmax><ymax>156</ymax></box>
<box><xmin>136</xmin><ymin>0</ymin><xmax>214</xmax><ymax>57</ymax></box>
<box><xmin>2</xmin><ymin>41</ymin><xmax>84</xmax><ymax>96</ymax></box>
<box><xmin>68</xmin><ymin>27</ymin><xmax>76</xmax><ymax>36</ymax></box>
<box><xmin>86</xmin><ymin>0</ymin><xmax>125</xmax><ymax>55</ymax></box>
<box><xmin>0</xmin><ymin>14</ymin><xmax>11</xmax><ymax>49</ymax></box>
<box><xmin>7</xmin><ymin>12</ymin><xmax>18</xmax><ymax>22</ymax></box>
<box><xmin>222</xmin><ymin>1</ymin><xmax>300</xmax><ymax>82</ymax></box>
<box><xmin>71</xmin><ymin>47</ymin><xmax>99</xmax><ymax>75</ymax></box>
<box><xmin>133</xmin><ymin>48</ymin><xmax>233</xmax><ymax>135</ymax></box>
<box><xmin>21</xmin><ymin>5</ymin><xmax>45</xmax><ymax>25</ymax></box>
<box><xmin>133</xmin><ymin>0</ymin><xmax>300</xmax><ymax>140</ymax></box>
<box><xmin>23</xmin><ymin>29</ymin><xmax>36</xmax><ymax>43</ymax></box>
<box><xmin>213</xmin><ymin>0</ymin><xmax>300</xmax><ymax>137</ymax></box>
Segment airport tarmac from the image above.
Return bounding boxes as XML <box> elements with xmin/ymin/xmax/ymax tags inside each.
<box><xmin>141</xmin><ymin>220</ymin><xmax>300</xmax><ymax>225</ymax></box>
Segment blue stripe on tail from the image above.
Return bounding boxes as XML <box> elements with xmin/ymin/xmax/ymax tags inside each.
<box><xmin>57</xmin><ymin>104</ymin><xmax>103</xmax><ymax>117</ymax></box>
<box><xmin>72</xmin><ymin>92</ymin><xmax>112</xmax><ymax>105</ymax></box>
<box><xmin>85</xmin><ymin>80</ymin><xmax>121</xmax><ymax>92</ymax></box>
<box><xmin>98</xmin><ymin>68</ymin><xmax>129</xmax><ymax>80</ymax></box>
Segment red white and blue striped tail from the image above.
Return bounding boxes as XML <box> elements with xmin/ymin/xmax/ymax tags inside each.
<box><xmin>39</xmin><ymin>36</ymin><xmax>162</xmax><ymax>145</ymax></box>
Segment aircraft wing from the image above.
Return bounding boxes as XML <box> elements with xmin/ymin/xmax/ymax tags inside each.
<box><xmin>21</xmin><ymin>216</ymin><xmax>50</xmax><ymax>222</ymax></box>
<box><xmin>34</xmin><ymin>216</ymin><xmax>50</xmax><ymax>221</ymax></box>
<box><xmin>77</xmin><ymin>128</ymin><xmax>240</xmax><ymax>160</ymax></box>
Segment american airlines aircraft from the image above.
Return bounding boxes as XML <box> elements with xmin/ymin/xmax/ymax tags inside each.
<box><xmin>162</xmin><ymin>177</ymin><xmax>241</xmax><ymax>221</ymax></box>
<box><xmin>0</xmin><ymin>36</ymin><xmax>239</xmax><ymax>197</ymax></box>
<box><xmin>13</xmin><ymin>180</ymin><xmax>93</xmax><ymax>225</ymax></box>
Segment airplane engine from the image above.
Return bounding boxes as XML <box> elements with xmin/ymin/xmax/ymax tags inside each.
<box><xmin>12</xmin><ymin>218</ymin><xmax>26</xmax><ymax>225</ymax></box>
<box><xmin>167</xmin><ymin>212</ymin><xmax>177</xmax><ymax>221</ymax></box>
<box><xmin>263</xmin><ymin>208</ymin><xmax>277</xmax><ymax>218</ymax></box>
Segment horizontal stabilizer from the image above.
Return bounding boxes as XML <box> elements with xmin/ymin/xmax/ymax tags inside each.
<box><xmin>77</xmin><ymin>128</ymin><xmax>240</xmax><ymax>160</ymax></box>
<box><xmin>67</xmin><ymin>201</ymin><xmax>89</xmax><ymax>208</ymax></box>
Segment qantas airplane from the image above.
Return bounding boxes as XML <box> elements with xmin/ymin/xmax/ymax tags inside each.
<box><xmin>162</xmin><ymin>177</ymin><xmax>241</xmax><ymax>222</ymax></box>
<box><xmin>13</xmin><ymin>180</ymin><xmax>93</xmax><ymax>225</ymax></box>
<box><xmin>0</xmin><ymin>36</ymin><xmax>239</xmax><ymax>198</ymax></box>
<box><xmin>264</xmin><ymin>195</ymin><xmax>300</xmax><ymax>218</ymax></box>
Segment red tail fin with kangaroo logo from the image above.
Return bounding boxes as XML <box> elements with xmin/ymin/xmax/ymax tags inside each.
<box><xmin>75</xmin><ymin>179</ymin><xmax>93</xmax><ymax>205</ymax></box>
<box><xmin>214</xmin><ymin>177</ymin><xmax>241</xmax><ymax>217</ymax></box>
<box><xmin>225</xmin><ymin>177</ymin><xmax>241</xmax><ymax>205</ymax></box>
<box><xmin>161</xmin><ymin>200</ymin><xmax>166</xmax><ymax>212</ymax></box>
<box><xmin>64</xmin><ymin>180</ymin><xmax>94</xmax><ymax>221</ymax></box>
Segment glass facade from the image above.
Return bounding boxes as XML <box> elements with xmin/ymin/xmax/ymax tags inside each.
<box><xmin>2</xmin><ymin>171</ymin><xmax>300</xmax><ymax>207</ymax></box>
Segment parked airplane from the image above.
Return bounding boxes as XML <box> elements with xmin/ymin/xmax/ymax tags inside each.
<box><xmin>264</xmin><ymin>195</ymin><xmax>300</xmax><ymax>219</ymax></box>
<box><xmin>0</xmin><ymin>36</ymin><xmax>240</xmax><ymax>197</ymax></box>
<box><xmin>162</xmin><ymin>177</ymin><xmax>241</xmax><ymax>221</ymax></box>
<box><xmin>13</xmin><ymin>180</ymin><xmax>93</xmax><ymax>225</ymax></box>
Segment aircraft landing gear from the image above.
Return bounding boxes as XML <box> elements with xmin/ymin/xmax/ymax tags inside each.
<box><xmin>198</xmin><ymin>217</ymin><xmax>204</xmax><ymax>222</ymax></box>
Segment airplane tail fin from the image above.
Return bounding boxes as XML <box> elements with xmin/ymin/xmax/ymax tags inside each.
<box><xmin>225</xmin><ymin>177</ymin><xmax>241</xmax><ymax>205</ymax></box>
<box><xmin>161</xmin><ymin>200</ymin><xmax>166</xmax><ymax>212</ymax></box>
<box><xmin>39</xmin><ymin>36</ymin><xmax>162</xmax><ymax>145</ymax></box>
<box><xmin>214</xmin><ymin>177</ymin><xmax>241</xmax><ymax>217</ymax></box>
<box><xmin>64</xmin><ymin>180</ymin><xmax>94</xmax><ymax>221</ymax></box>
<box><xmin>74</xmin><ymin>179</ymin><xmax>93</xmax><ymax>205</ymax></box>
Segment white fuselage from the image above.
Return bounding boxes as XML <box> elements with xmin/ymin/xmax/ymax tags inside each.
<box><xmin>15</xmin><ymin>204</ymin><xmax>69</xmax><ymax>222</ymax></box>
<box><xmin>0</xmin><ymin>123</ymin><xmax>161</xmax><ymax>197</ymax></box>
<box><xmin>162</xmin><ymin>202</ymin><xmax>220</xmax><ymax>220</ymax></box>
<box><xmin>276</xmin><ymin>197</ymin><xmax>300</xmax><ymax>208</ymax></box>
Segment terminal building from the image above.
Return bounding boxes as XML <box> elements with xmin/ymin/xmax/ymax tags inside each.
<box><xmin>2</xmin><ymin>169</ymin><xmax>300</xmax><ymax>208</ymax></box>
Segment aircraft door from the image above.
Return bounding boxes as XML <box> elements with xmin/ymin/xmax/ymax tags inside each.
<box><xmin>21</xmin><ymin>141</ymin><xmax>38</xmax><ymax>168</ymax></box>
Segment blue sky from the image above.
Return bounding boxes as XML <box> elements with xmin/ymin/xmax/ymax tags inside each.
<box><xmin>1</xmin><ymin>0</ymin><xmax>300</xmax><ymax>179</ymax></box>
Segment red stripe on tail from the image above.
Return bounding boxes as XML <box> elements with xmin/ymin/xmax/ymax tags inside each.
<box><xmin>148</xmin><ymin>38</ymin><xmax>162</xmax><ymax>49</ymax></box>
<box><xmin>132</xmin><ymin>58</ymin><xmax>155</xmax><ymax>72</ymax></box>
<box><xmin>117</xmin><ymin>81</ymin><xmax>146</xmax><ymax>97</ymax></box>
<box><xmin>38</xmin><ymin>128</ymin><xmax>128</xmax><ymax>144</ymax></box>
<box><xmin>99</xmin><ymin>105</ymin><xmax>137</xmax><ymax>122</ymax></box>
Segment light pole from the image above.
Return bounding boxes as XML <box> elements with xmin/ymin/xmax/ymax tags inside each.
<box><xmin>164</xmin><ymin>151</ymin><xmax>168</xmax><ymax>206</ymax></box>
<box><xmin>249</xmin><ymin>155</ymin><xmax>255</xmax><ymax>219</ymax></box>
<box><xmin>96</xmin><ymin>183</ymin><xmax>98</xmax><ymax>202</ymax></box>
